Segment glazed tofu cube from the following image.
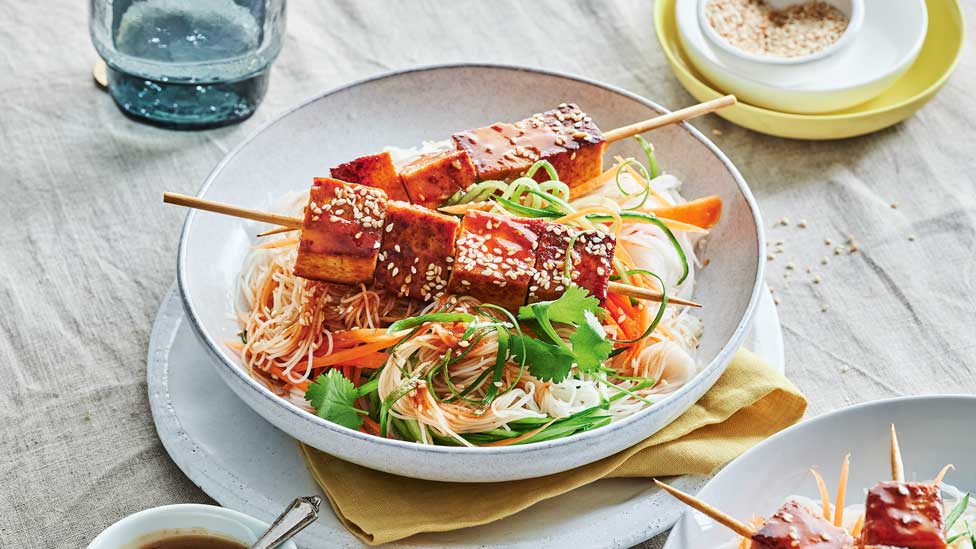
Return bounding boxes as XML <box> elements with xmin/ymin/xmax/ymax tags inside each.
<box><xmin>751</xmin><ymin>500</ymin><xmax>854</xmax><ymax>549</ymax></box>
<box><xmin>527</xmin><ymin>223</ymin><xmax>615</xmax><ymax>304</ymax></box>
<box><xmin>330</xmin><ymin>151</ymin><xmax>411</xmax><ymax>202</ymax></box>
<box><xmin>398</xmin><ymin>149</ymin><xmax>477</xmax><ymax>208</ymax></box>
<box><xmin>446</xmin><ymin>210</ymin><xmax>539</xmax><ymax>311</ymax></box>
<box><xmin>373</xmin><ymin>201</ymin><xmax>459</xmax><ymax>300</ymax></box>
<box><xmin>862</xmin><ymin>482</ymin><xmax>946</xmax><ymax>549</ymax></box>
<box><xmin>452</xmin><ymin>103</ymin><xmax>606</xmax><ymax>188</ymax></box>
<box><xmin>294</xmin><ymin>178</ymin><xmax>387</xmax><ymax>284</ymax></box>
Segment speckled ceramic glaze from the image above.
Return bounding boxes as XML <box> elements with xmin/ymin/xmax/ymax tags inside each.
<box><xmin>177</xmin><ymin>64</ymin><xmax>765</xmax><ymax>482</ymax></box>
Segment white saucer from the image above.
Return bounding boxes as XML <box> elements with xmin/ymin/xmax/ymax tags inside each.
<box><xmin>663</xmin><ymin>395</ymin><xmax>976</xmax><ymax>548</ymax></box>
<box><xmin>676</xmin><ymin>0</ymin><xmax>928</xmax><ymax>113</ymax></box>
<box><xmin>148</xmin><ymin>284</ymin><xmax>784</xmax><ymax>548</ymax></box>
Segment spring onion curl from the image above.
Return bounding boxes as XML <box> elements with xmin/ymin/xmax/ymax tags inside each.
<box><xmin>635</xmin><ymin>135</ymin><xmax>661</xmax><ymax>179</ymax></box>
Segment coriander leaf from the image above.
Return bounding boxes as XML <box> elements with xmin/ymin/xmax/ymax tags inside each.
<box><xmin>305</xmin><ymin>370</ymin><xmax>365</xmax><ymax>430</ymax></box>
<box><xmin>570</xmin><ymin>310</ymin><xmax>613</xmax><ymax>374</ymax></box>
<box><xmin>510</xmin><ymin>335</ymin><xmax>576</xmax><ymax>383</ymax></box>
<box><xmin>518</xmin><ymin>285</ymin><xmax>603</xmax><ymax>327</ymax></box>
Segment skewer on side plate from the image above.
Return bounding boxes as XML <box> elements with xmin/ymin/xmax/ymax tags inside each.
<box><xmin>656</xmin><ymin>425</ymin><xmax>959</xmax><ymax>549</ymax></box>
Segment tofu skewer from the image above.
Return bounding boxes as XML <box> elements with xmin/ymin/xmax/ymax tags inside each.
<box><xmin>656</xmin><ymin>426</ymin><xmax>957</xmax><ymax>549</ymax></box>
<box><xmin>862</xmin><ymin>425</ymin><xmax>950</xmax><ymax>548</ymax></box>
<box><xmin>163</xmin><ymin>189</ymin><xmax>701</xmax><ymax>308</ymax></box>
<box><xmin>330</xmin><ymin>96</ymin><xmax>736</xmax><ymax>208</ymax></box>
<box><xmin>653</xmin><ymin>479</ymin><xmax>855</xmax><ymax>548</ymax></box>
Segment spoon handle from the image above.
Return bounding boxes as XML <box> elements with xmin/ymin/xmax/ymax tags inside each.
<box><xmin>251</xmin><ymin>496</ymin><xmax>322</xmax><ymax>549</ymax></box>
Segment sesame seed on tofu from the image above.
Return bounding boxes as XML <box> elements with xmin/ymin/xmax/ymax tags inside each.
<box><xmin>452</xmin><ymin>104</ymin><xmax>606</xmax><ymax>188</ymax></box>
<box><xmin>446</xmin><ymin>210</ymin><xmax>539</xmax><ymax>311</ymax></box>
<box><xmin>294</xmin><ymin>178</ymin><xmax>387</xmax><ymax>284</ymax></box>
<box><xmin>526</xmin><ymin>222</ymin><xmax>615</xmax><ymax>304</ymax></box>
<box><xmin>372</xmin><ymin>201</ymin><xmax>459</xmax><ymax>300</ymax></box>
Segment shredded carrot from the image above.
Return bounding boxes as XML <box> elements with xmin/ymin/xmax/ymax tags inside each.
<box><xmin>851</xmin><ymin>514</ymin><xmax>864</xmax><ymax>538</ymax></box>
<box><xmin>834</xmin><ymin>454</ymin><xmax>850</xmax><ymax>527</ymax></box>
<box><xmin>252</xmin><ymin>237</ymin><xmax>300</xmax><ymax>250</ymax></box>
<box><xmin>311</xmin><ymin>338</ymin><xmax>399</xmax><ymax>368</ymax></box>
<box><xmin>648</xmin><ymin>195</ymin><xmax>723</xmax><ymax>230</ymax></box>
<box><xmin>262</xmin><ymin>362</ymin><xmax>311</xmax><ymax>392</ymax></box>
<box><xmin>654</xmin><ymin>217</ymin><xmax>709</xmax><ymax>234</ymax></box>
<box><xmin>331</xmin><ymin>328</ymin><xmax>396</xmax><ymax>345</ymax></box>
<box><xmin>480</xmin><ymin>419</ymin><xmax>558</xmax><ymax>447</ymax></box>
<box><xmin>934</xmin><ymin>463</ymin><xmax>955</xmax><ymax>485</ymax></box>
<box><xmin>360</xmin><ymin>416</ymin><xmax>381</xmax><ymax>435</ymax></box>
<box><xmin>331</xmin><ymin>353</ymin><xmax>388</xmax><ymax>370</ymax></box>
<box><xmin>557</xmin><ymin>206</ymin><xmax>623</xmax><ymax>234</ymax></box>
<box><xmin>569</xmin><ymin>161</ymin><xmax>626</xmax><ymax>199</ymax></box>
<box><xmin>810</xmin><ymin>469</ymin><xmax>832</xmax><ymax>522</ymax></box>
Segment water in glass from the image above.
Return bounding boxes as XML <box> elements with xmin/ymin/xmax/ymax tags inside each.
<box><xmin>90</xmin><ymin>0</ymin><xmax>285</xmax><ymax>129</ymax></box>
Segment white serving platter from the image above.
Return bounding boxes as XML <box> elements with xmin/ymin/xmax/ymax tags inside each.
<box><xmin>148</xmin><ymin>284</ymin><xmax>784</xmax><ymax>548</ymax></box>
<box><xmin>663</xmin><ymin>395</ymin><xmax>976</xmax><ymax>548</ymax></box>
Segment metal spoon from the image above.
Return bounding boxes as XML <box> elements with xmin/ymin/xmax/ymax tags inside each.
<box><xmin>251</xmin><ymin>496</ymin><xmax>322</xmax><ymax>549</ymax></box>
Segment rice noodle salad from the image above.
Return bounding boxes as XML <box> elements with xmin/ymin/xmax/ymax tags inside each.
<box><xmin>229</xmin><ymin>137</ymin><xmax>715</xmax><ymax>447</ymax></box>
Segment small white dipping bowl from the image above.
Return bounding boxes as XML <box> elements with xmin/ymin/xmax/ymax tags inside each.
<box><xmin>680</xmin><ymin>0</ymin><xmax>927</xmax><ymax>113</ymax></box>
<box><xmin>699</xmin><ymin>0</ymin><xmax>863</xmax><ymax>66</ymax></box>
<box><xmin>87</xmin><ymin>504</ymin><xmax>298</xmax><ymax>549</ymax></box>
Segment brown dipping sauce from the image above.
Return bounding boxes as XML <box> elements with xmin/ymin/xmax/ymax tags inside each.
<box><xmin>133</xmin><ymin>531</ymin><xmax>248</xmax><ymax>549</ymax></box>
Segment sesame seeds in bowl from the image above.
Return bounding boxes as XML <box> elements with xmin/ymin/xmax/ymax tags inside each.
<box><xmin>698</xmin><ymin>0</ymin><xmax>864</xmax><ymax>66</ymax></box>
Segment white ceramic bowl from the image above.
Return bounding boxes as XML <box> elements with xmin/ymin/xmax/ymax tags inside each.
<box><xmin>87</xmin><ymin>504</ymin><xmax>298</xmax><ymax>549</ymax></box>
<box><xmin>663</xmin><ymin>395</ymin><xmax>976</xmax><ymax>548</ymax></box>
<box><xmin>177</xmin><ymin>64</ymin><xmax>765</xmax><ymax>482</ymax></box>
<box><xmin>699</xmin><ymin>0</ymin><xmax>864</xmax><ymax>66</ymax></box>
<box><xmin>678</xmin><ymin>0</ymin><xmax>928</xmax><ymax>113</ymax></box>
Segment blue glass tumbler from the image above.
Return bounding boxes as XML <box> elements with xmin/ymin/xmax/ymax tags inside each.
<box><xmin>90</xmin><ymin>0</ymin><xmax>286</xmax><ymax>129</ymax></box>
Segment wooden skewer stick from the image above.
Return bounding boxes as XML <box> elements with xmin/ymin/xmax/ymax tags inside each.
<box><xmin>653</xmin><ymin>479</ymin><xmax>755</xmax><ymax>539</ymax></box>
<box><xmin>890</xmin><ymin>424</ymin><xmax>905</xmax><ymax>482</ymax></box>
<box><xmin>607</xmin><ymin>282</ymin><xmax>698</xmax><ymax>308</ymax></box>
<box><xmin>603</xmin><ymin>95</ymin><xmax>737</xmax><ymax>144</ymax></box>
<box><xmin>163</xmin><ymin>193</ymin><xmax>303</xmax><ymax>230</ymax></box>
<box><xmin>257</xmin><ymin>225</ymin><xmax>296</xmax><ymax>238</ymax></box>
<box><xmin>163</xmin><ymin>193</ymin><xmax>701</xmax><ymax>307</ymax></box>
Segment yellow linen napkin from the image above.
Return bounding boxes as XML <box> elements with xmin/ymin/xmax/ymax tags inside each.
<box><xmin>301</xmin><ymin>348</ymin><xmax>806</xmax><ymax>545</ymax></box>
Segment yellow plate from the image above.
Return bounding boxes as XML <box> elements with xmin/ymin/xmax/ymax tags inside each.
<box><xmin>654</xmin><ymin>0</ymin><xmax>966</xmax><ymax>139</ymax></box>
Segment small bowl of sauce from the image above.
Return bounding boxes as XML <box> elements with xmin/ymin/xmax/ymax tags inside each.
<box><xmin>87</xmin><ymin>504</ymin><xmax>298</xmax><ymax>549</ymax></box>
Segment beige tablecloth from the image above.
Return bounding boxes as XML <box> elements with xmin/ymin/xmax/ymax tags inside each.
<box><xmin>0</xmin><ymin>1</ymin><xmax>974</xmax><ymax>547</ymax></box>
